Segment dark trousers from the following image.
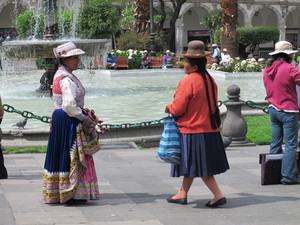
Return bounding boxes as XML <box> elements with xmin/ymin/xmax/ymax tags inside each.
<box><xmin>0</xmin><ymin>145</ymin><xmax>7</xmax><ymax>179</ymax></box>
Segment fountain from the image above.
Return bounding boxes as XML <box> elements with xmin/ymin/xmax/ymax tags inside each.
<box><xmin>0</xmin><ymin>0</ymin><xmax>109</xmax><ymax>92</ymax></box>
<box><xmin>0</xmin><ymin>1</ymin><xmax>267</xmax><ymax>147</ymax></box>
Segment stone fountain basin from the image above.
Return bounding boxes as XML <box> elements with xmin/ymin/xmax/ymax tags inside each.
<box><xmin>0</xmin><ymin>39</ymin><xmax>109</xmax><ymax>59</ymax></box>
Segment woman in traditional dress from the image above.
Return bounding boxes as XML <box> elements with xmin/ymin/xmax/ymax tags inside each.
<box><xmin>165</xmin><ymin>40</ymin><xmax>229</xmax><ymax>207</ymax></box>
<box><xmin>42</xmin><ymin>42</ymin><xmax>101</xmax><ymax>204</ymax></box>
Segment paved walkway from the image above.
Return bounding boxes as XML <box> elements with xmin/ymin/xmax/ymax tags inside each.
<box><xmin>1</xmin><ymin>144</ymin><xmax>300</xmax><ymax>225</ymax></box>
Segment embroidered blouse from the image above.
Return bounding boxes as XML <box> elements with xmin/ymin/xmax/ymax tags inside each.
<box><xmin>52</xmin><ymin>65</ymin><xmax>86</xmax><ymax>121</ymax></box>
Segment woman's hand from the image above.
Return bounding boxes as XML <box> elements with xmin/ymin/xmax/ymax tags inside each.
<box><xmin>82</xmin><ymin>116</ymin><xmax>96</xmax><ymax>134</ymax></box>
<box><xmin>165</xmin><ymin>105</ymin><xmax>170</xmax><ymax>113</ymax></box>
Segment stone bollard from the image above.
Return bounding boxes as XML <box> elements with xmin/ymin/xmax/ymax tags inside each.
<box><xmin>221</xmin><ymin>84</ymin><xmax>253</xmax><ymax>146</ymax></box>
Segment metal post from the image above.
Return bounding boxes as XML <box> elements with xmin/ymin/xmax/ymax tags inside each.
<box><xmin>149</xmin><ymin>0</ymin><xmax>156</xmax><ymax>56</ymax></box>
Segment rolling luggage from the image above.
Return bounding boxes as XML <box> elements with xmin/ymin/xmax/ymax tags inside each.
<box><xmin>259</xmin><ymin>152</ymin><xmax>300</xmax><ymax>185</ymax></box>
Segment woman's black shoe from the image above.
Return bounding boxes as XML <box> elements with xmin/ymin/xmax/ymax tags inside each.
<box><xmin>166</xmin><ymin>196</ymin><xmax>187</xmax><ymax>205</ymax></box>
<box><xmin>205</xmin><ymin>197</ymin><xmax>226</xmax><ymax>208</ymax></box>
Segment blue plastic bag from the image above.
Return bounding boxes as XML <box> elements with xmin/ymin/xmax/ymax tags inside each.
<box><xmin>157</xmin><ymin>115</ymin><xmax>181</xmax><ymax>164</ymax></box>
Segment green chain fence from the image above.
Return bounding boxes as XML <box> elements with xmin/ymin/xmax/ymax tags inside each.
<box><xmin>2</xmin><ymin>100</ymin><xmax>268</xmax><ymax>129</ymax></box>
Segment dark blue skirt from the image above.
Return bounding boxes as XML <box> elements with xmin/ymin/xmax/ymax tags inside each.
<box><xmin>44</xmin><ymin>109</ymin><xmax>80</xmax><ymax>173</ymax></box>
<box><xmin>171</xmin><ymin>132</ymin><xmax>229</xmax><ymax>177</ymax></box>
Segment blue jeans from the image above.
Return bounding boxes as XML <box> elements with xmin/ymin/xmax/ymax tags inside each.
<box><xmin>269</xmin><ymin>107</ymin><xmax>299</xmax><ymax>183</ymax></box>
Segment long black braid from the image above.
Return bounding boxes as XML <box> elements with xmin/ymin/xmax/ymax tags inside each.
<box><xmin>187</xmin><ymin>57</ymin><xmax>221</xmax><ymax>129</ymax></box>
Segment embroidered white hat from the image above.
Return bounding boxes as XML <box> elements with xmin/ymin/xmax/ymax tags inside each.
<box><xmin>53</xmin><ymin>42</ymin><xmax>85</xmax><ymax>58</ymax></box>
<box><xmin>269</xmin><ymin>41</ymin><xmax>298</xmax><ymax>55</ymax></box>
<box><xmin>166</xmin><ymin>50</ymin><xmax>171</xmax><ymax>53</ymax></box>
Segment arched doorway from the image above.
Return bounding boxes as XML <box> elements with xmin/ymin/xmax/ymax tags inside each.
<box><xmin>0</xmin><ymin>2</ymin><xmax>26</xmax><ymax>39</ymax></box>
<box><xmin>285</xmin><ymin>8</ymin><xmax>300</xmax><ymax>48</ymax></box>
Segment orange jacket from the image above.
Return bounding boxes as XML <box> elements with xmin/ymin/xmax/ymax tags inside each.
<box><xmin>167</xmin><ymin>72</ymin><xmax>220</xmax><ymax>133</ymax></box>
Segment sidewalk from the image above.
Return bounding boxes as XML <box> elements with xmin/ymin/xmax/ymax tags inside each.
<box><xmin>1</xmin><ymin>144</ymin><xmax>300</xmax><ymax>225</ymax></box>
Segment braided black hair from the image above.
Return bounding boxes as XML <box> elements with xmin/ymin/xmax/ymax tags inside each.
<box><xmin>186</xmin><ymin>57</ymin><xmax>221</xmax><ymax>129</ymax></box>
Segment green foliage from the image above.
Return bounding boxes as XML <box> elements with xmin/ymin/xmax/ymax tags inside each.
<box><xmin>117</xmin><ymin>30</ymin><xmax>150</xmax><ymax>50</ymax></box>
<box><xmin>214</xmin><ymin>26</ymin><xmax>279</xmax><ymax>46</ymax></box>
<box><xmin>214</xmin><ymin>26</ymin><xmax>279</xmax><ymax>58</ymax></box>
<box><xmin>78</xmin><ymin>0</ymin><xmax>119</xmax><ymax>39</ymax></box>
<box><xmin>128</xmin><ymin>53</ymin><xmax>142</xmax><ymax>69</ymax></box>
<box><xmin>16</xmin><ymin>10</ymin><xmax>74</xmax><ymax>39</ymax></box>
<box><xmin>119</xmin><ymin>4</ymin><xmax>135</xmax><ymax>31</ymax></box>
<box><xmin>239</xmin><ymin>26</ymin><xmax>279</xmax><ymax>46</ymax></box>
<box><xmin>36</xmin><ymin>58</ymin><xmax>45</xmax><ymax>69</ymax></box>
<box><xmin>16</xmin><ymin>10</ymin><xmax>44</xmax><ymax>39</ymax></box>
<box><xmin>57</xmin><ymin>9</ymin><xmax>74</xmax><ymax>38</ymax></box>
<box><xmin>200</xmin><ymin>9</ymin><xmax>221</xmax><ymax>41</ymax></box>
<box><xmin>208</xmin><ymin>58</ymin><xmax>264</xmax><ymax>73</ymax></box>
<box><xmin>244</xmin><ymin>115</ymin><xmax>271</xmax><ymax>145</ymax></box>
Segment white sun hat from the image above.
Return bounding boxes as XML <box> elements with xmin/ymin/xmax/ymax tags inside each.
<box><xmin>269</xmin><ymin>41</ymin><xmax>298</xmax><ymax>55</ymax></box>
<box><xmin>53</xmin><ymin>42</ymin><xmax>85</xmax><ymax>58</ymax></box>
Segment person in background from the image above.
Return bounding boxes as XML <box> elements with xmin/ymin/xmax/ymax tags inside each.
<box><xmin>141</xmin><ymin>50</ymin><xmax>151</xmax><ymax>69</ymax></box>
<box><xmin>220</xmin><ymin>48</ymin><xmax>232</xmax><ymax>66</ymax></box>
<box><xmin>163</xmin><ymin>50</ymin><xmax>173</xmax><ymax>68</ymax></box>
<box><xmin>106</xmin><ymin>53</ymin><xmax>117</xmax><ymax>70</ymax></box>
<box><xmin>0</xmin><ymin>95</ymin><xmax>8</xmax><ymax>179</ymax></box>
<box><xmin>211</xmin><ymin>44</ymin><xmax>221</xmax><ymax>64</ymax></box>
<box><xmin>263</xmin><ymin>40</ymin><xmax>300</xmax><ymax>185</ymax></box>
<box><xmin>165</xmin><ymin>40</ymin><xmax>229</xmax><ymax>207</ymax></box>
<box><xmin>42</xmin><ymin>42</ymin><xmax>101</xmax><ymax>204</ymax></box>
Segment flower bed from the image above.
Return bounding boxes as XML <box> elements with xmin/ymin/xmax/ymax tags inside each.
<box><xmin>207</xmin><ymin>58</ymin><xmax>265</xmax><ymax>73</ymax></box>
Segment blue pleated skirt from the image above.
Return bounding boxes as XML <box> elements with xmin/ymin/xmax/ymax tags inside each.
<box><xmin>171</xmin><ymin>132</ymin><xmax>229</xmax><ymax>177</ymax></box>
<box><xmin>44</xmin><ymin>109</ymin><xmax>80</xmax><ymax>173</ymax></box>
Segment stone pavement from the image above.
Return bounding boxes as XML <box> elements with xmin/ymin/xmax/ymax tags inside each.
<box><xmin>1</xmin><ymin>143</ymin><xmax>300</xmax><ymax>225</ymax></box>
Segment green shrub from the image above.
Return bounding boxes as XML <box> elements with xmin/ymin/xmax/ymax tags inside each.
<box><xmin>16</xmin><ymin>10</ymin><xmax>74</xmax><ymax>39</ymax></box>
<box><xmin>78</xmin><ymin>0</ymin><xmax>119</xmax><ymax>39</ymax></box>
<box><xmin>117</xmin><ymin>30</ymin><xmax>150</xmax><ymax>50</ymax></box>
<box><xmin>16</xmin><ymin>10</ymin><xmax>44</xmax><ymax>39</ymax></box>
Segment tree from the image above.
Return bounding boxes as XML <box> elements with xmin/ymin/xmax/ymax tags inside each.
<box><xmin>220</xmin><ymin>0</ymin><xmax>239</xmax><ymax>57</ymax></box>
<box><xmin>200</xmin><ymin>9</ymin><xmax>222</xmax><ymax>43</ymax></box>
<box><xmin>78</xmin><ymin>0</ymin><xmax>119</xmax><ymax>39</ymax></box>
<box><xmin>214</xmin><ymin>26</ymin><xmax>279</xmax><ymax>59</ymax></box>
<box><xmin>134</xmin><ymin>0</ymin><xmax>150</xmax><ymax>33</ymax></box>
<box><xmin>156</xmin><ymin>0</ymin><xmax>187</xmax><ymax>51</ymax></box>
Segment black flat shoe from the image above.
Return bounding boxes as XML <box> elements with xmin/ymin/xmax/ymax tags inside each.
<box><xmin>205</xmin><ymin>197</ymin><xmax>227</xmax><ymax>208</ymax></box>
<box><xmin>166</xmin><ymin>196</ymin><xmax>187</xmax><ymax>205</ymax></box>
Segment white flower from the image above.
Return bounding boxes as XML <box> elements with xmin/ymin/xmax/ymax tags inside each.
<box><xmin>258</xmin><ymin>58</ymin><xmax>265</xmax><ymax>62</ymax></box>
<box><xmin>250</xmin><ymin>58</ymin><xmax>256</xmax><ymax>62</ymax></box>
<box><xmin>241</xmin><ymin>60</ymin><xmax>247</xmax><ymax>66</ymax></box>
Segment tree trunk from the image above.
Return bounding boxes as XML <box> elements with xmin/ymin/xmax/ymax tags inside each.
<box><xmin>220</xmin><ymin>0</ymin><xmax>239</xmax><ymax>58</ymax></box>
<box><xmin>134</xmin><ymin>0</ymin><xmax>150</xmax><ymax>33</ymax></box>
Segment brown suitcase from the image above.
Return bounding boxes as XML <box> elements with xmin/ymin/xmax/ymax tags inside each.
<box><xmin>259</xmin><ymin>152</ymin><xmax>300</xmax><ymax>185</ymax></box>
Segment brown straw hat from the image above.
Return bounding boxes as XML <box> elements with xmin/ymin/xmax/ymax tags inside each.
<box><xmin>182</xmin><ymin>40</ymin><xmax>211</xmax><ymax>58</ymax></box>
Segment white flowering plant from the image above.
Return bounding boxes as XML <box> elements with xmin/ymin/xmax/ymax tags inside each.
<box><xmin>207</xmin><ymin>58</ymin><xmax>264</xmax><ymax>73</ymax></box>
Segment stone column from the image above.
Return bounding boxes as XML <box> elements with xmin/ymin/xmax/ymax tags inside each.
<box><xmin>221</xmin><ymin>85</ymin><xmax>253</xmax><ymax>146</ymax></box>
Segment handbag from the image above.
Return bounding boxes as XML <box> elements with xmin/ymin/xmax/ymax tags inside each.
<box><xmin>157</xmin><ymin>114</ymin><xmax>181</xmax><ymax>164</ymax></box>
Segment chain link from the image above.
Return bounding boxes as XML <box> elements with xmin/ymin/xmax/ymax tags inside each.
<box><xmin>2</xmin><ymin>99</ymin><xmax>268</xmax><ymax>129</ymax></box>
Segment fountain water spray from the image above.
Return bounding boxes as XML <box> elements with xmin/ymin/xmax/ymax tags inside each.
<box><xmin>0</xmin><ymin>0</ymin><xmax>109</xmax><ymax>92</ymax></box>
